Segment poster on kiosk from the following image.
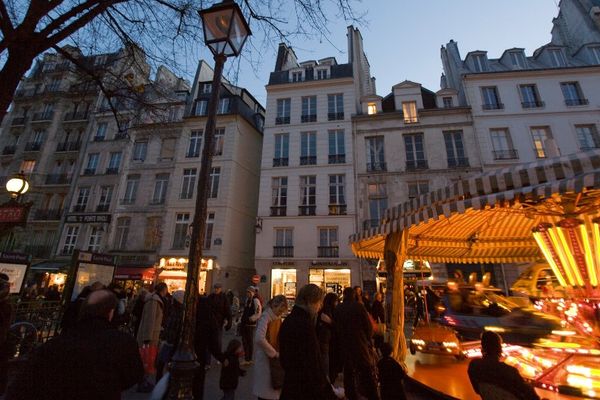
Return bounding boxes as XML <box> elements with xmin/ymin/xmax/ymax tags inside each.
<box><xmin>0</xmin><ymin>252</ymin><xmax>30</xmax><ymax>294</ymax></box>
<box><xmin>69</xmin><ymin>251</ymin><xmax>117</xmax><ymax>301</ymax></box>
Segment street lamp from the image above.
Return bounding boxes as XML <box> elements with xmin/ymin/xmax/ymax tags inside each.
<box><xmin>167</xmin><ymin>1</ymin><xmax>250</xmax><ymax>398</ymax></box>
<box><xmin>5</xmin><ymin>173</ymin><xmax>29</xmax><ymax>200</ymax></box>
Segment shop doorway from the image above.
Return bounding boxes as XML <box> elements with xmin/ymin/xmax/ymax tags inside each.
<box><xmin>309</xmin><ymin>268</ymin><xmax>351</xmax><ymax>296</ymax></box>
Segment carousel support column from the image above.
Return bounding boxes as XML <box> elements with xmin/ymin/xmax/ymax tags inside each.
<box><xmin>384</xmin><ymin>229</ymin><xmax>408</xmax><ymax>364</ymax></box>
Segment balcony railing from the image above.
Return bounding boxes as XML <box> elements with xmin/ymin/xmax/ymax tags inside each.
<box><xmin>24</xmin><ymin>142</ymin><xmax>42</xmax><ymax>152</ymax></box>
<box><xmin>299</xmin><ymin>205</ymin><xmax>316</xmax><ymax>216</ymax></box>
<box><xmin>44</xmin><ymin>174</ymin><xmax>70</xmax><ymax>185</ymax></box>
<box><xmin>33</xmin><ymin>209</ymin><xmax>62</xmax><ymax>220</ymax></box>
<box><xmin>318</xmin><ymin>246</ymin><xmax>339</xmax><ymax>258</ymax></box>
<box><xmin>32</xmin><ymin>111</ymin><xmax>54</xmax><ymax>121</ymax></box>
<box><xmin>493</xmin><ymin>149</ymin><xmax>519</xmax><ymax>160</ymax></box>
<box><xmin>23</xmin><ymin>245</ymin><xmax>53</xmax><ymax>258</ymax></box>
<box><xmin>93</xmin><ymin>135</ymin><xmax>105</xmax><ymax>142</ymax></box>
<box><xmin>105</xmin><ymin>168</ymin><xmax>119</xmax><ymax>175</ymax></box>
<box><xmin>328</xmin><ymin>154</ymin><xmax>346</xmax><ymax>164</ymax></box>
<box><xmin>363</xmin><ymin>219</ymin><xmax>380</xmax><ymax>230</ymax></box>
<box><xmin>366</xmin><ymin>162</ymin><xmax>387</xmax><ymax>172</ymax></box>
<box><xmin>83</xmin><ymin>168</ymin><xmax>96</xmax><ymax>175</ymax></box>
<box><xmin>521</xmin><ymin>101</ymin><xmax>545</xmax><ymax>109</ymax></box>
<box><xmin>482</xmin><ymin>103</ymin><xmax>504</xmax><ymax>110</ymax></box>
<box><xmin>186</xmin><ymin>150</ymin><xmax>200</xmax><ymax>158</ymax></box>
<box><xmin>11</xmin><ymin>117</ymin><xmax>26</xmax><ymax>126</ymax></box>
<box><xmin>14</xmin><ymin>89</ymin><xmax>35</xmax><ymax>98</ymax></box>
<box><xmin>275</xmin><ymin>116</ymin><xmax>290</xmax><ymax>125</ymax></box>
<box><xmin>406</xmin><ymin>159</ymin><xmax>428</xmax><ymax>171</ymax></box>
<box><xmin>328</xmin><ymin>112</ymin><xmax>344</xmax><ymax>121</ymax></box>
<box><xmin>448</xmin><ymin>157</ymin><xmax>470</xmax><ymax>168</ymax></box>
<box><xmin>272</xmin><ymin>158</ymin><xmax>289</xmax><ymax>167</ymax></box>
<box><xmin>114</xmin><ymin>132</ymin><xmax>128</xmax><ymax>140</ymax></box>
<box><xmin>270</xmin><ymin>206</ymin><xmax>287</xmax><ymax>217</ymax></box>
<box><xmin>63</xmin><ymin>111</ymin><xmax>89</xmax><ymax>121</ymax></box>
<box><xmin>273</xmin><ymin>246</ymin><xmax>294</xmax><ymax>257</ymax></box>
<box><xmin>565</xmin><ymin>98</ymin><xmax>589</xmax><ymax>106</ymax></box>
<box><xmin>96</xmin><ymin>204</ymin><xmax>110</xmax><ymax>212</ymax></box>
<box><xmin>56</xmin><ymin>141</ymin><xmax>81</xmax><ymax>152</ymax></box>
<box><xmin>300</xmin><ymin>156</ymin><xmax>316</xmax><ymax>165</ymax></box>
<box><xmin>72</xmin><ymin>205</ymin><xmax>86</xmax><ymax>212</ymax></box>
<box><xmin>329</xmin><ymin>204</ymin><xmax>347</xmax><ymax>215</ymax></box>
<box><xmin>2</xmin><ymin>146</ymin><xmax>16</xmax><ymax>155</ymax></box>
<box><xmin>301</xmin><ymin>114</ymin><xmax>317</xmax><ymax>123</ymax></box>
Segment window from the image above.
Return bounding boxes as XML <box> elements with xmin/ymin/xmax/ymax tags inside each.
<box><xmin>95</xmin><ymin>123</ymin><xmax>107</xmax><ymax>141</ymax></box>
<box><xmin>173</xmin><ymin>213</ymin><xmax>190</xmax><ymax>249</ymax></box>
<box><xmin>160</xmin><ymin>138</ymin><xmax>176</xmax><ymax>161</ymax></box>
<box><xmin>114</xmin><ymin>217</ymin><xmax>130</xmax><ymax>250</ymax></box>
<box><xmin>85</xmin><ymin>153</ymin><xmax>99</xmax><ymax>174</ymax></box>
<box><xmin>209</xmin><ymin>167</ymin><xmax>220</xmax><ymax>198</ymax></box>
<box><xmin>218</xmin><ymin>98</ymin><xmax>230</xmax><ymax>114</ymax></box>
<box><xmin>195</xmin><ymin>100</ymin><xmax>208</xmax><ymax>116</ymax></box>
<box><xmin>367</xmin><ymin>103</ymin><xmax>377</xmax><ymax>115</ymax></box>
<box><xmin>367</xmin><ymin>183</ymin><xmax>387</xmax><ymax>229</ymax></box>
<box><xmin>576</xmin><ymin>125</ymin><xmax>600</xmax><ymax>150</ymax></box>
<box><xmin>329</xmin><ymin>175</ymin><xmax>345</xmax><ymax>205</ymax></box>
<box><xmin>327</xmin><ymin>94</ymin><xmax>344</xmax><ymax>120</ymax></box>
<box><xmin>97</xmin><ymin>186</ymin><xmax>113</xmax><ymax>211</ymax></box>
<box><xmin>366</xmin><ymin>136</ymin><xmax>386</xmax><ymax>172</ymax></box>
<box><xmin>300</xmin><ymin>132</ymin><xmax>317</xmax><ymax>165</ymax></box>
<box><xmin>202</xmin><ymin>83</ymin><xmax>212</xmax><ymax>94</ymax></box>
<box><xmin>20</xmin><ymin>160</ymin><xmax>36</xmax><ymax>174</ymax></box>
<box><xmin>214</xmin><ymin>128</ymin><xmax>225</xmax><ymax>156</ymax></box>
<box><xmin>530</xmin><ymin>127</ymin><xmax>551</xmax><ymax>158</ymax></box>
<box><xmin>75</xmin><ymin>187</ymin><xmax>90</xmax><ymax>211</ymax></box>
<box><xmin>444</xmin><ymin>130</ymin><xmax>468</xmax><ymax>167</ymax></box>
<box><xmin>32</xmin><ymin>129</ymin><xmax>45</xmax><ymax>144</ymax></box>
<box><xmin>404</xmin><ymin>134</ymin><xmax>427</xmax><ymax>170</ymax></box>
<box><xmin>144</xmin><ymin>216</ymin><xmax>162</xmax><ymax>250</ymax></box>
<box><xmin>107</xmin><ymin>152</ymin><xmax>122</xmax><ymax>174</ymax></box>
<box><xmin>273</xmin><ymin>133</ymin><xmax>289</xmax><ymax>167</ymax></box>
<box><xmin>276</xmin><ymin>99</ymin><xmax>291</xmax><ymax>124</ymax></box>
<box><xmin>442</xmin><ymin>97</ymin><xmax>453</xmax><ymax>108</ymax></box>
<box><xmin>87</xmin><ymin>227</ymin><xmax>103</xmax><ymax>252</ymax></box>
<box><xmin>561</xmin><ymin>82</ymin><xmax>587</xmax><ymax>106</ymax></box>
<box><xmin>181</xmin><ymin>168</ymin><xmax>197</xmax><ymax>199</ymax></box>
<box><xmin>291</xmin><ymin>71</ymin><xmax>303</xmax><ymax>82</ymax></box>
<box><xmin>299</xmin><ymin>176</ymin><xmax>316</xmax><ymax>216</ymax></box>
<box><xmin>481</xmin><ymin>87</ymin><xmax>502</xmax><ymax>109</ymax></box>
<box><xmin>133</xmin><ymin>141</ymin><xmax>147</xmax><ymax>162</ymax></box>
<box><xmin>490</xmin><ymin>128</ymin><xmax>517</xmax><ymax>160</ymax></box>
<box><xmin>62</xmin><ymin>226</ymin><xmax>79</xmax><ymax>255</ymax></box>
<box><xmin>472</xmin><ymin>54</ymin><xmax>488</xmax><ymax>72</ymax></box>
<box><xmin>519</xmin><ymin>84</ymin><xmax>543</xmax><ymax>108</ymax></box>
<box><xmin>274</xmin><ymin>228</ymin><xmax>293</xmax><ymax>257</ymax></box>
<box><xmin>271</xmin><ymin>177</ymin><xmax>287</xmax><ymax>216</ymax></box>
<box><xmin>204</xmin><ymin>212</ymin><xmax>215</xmax><ymax>249</ymax></box>
<box><xmin>301</xmin><ymin>96</ymin><xmax>317</xmax><ymax>122</ymax></box>
<box><xmin>123</xmin><ymin>175</ymin><xmax>140</xmax><ymax>204</ymax></box>
<box><xmin>402</xmin><ymin>101</ymin><xmax>418</xmax><ymax>123</ymax></box>
<box><xmin>548</xmin><ymin>49</ymin><xmax>566</xmax><ymax>67</ymax></box>
<box><xmin>509</xmin><ymin>51</ymin><xmax>526</xmax><ymax>69</ymax></box>
<box><xmin>408</xmin><ymin>181</ymin><xmax>429</xmax><ymax>199</ymax></box>
<box><xmin>318</xmin><ymin>228</ymin><xmax>338</xmax><ymax>257</ymax></box>
<box><xmin>152</xmin><ymin>174</ymin><xmax>169</xmax><ymax>204</ymax></box>
<box><xmin>328</xmin><ymin>130</ymin><xmax>345</xmax><ymax>164</ymax></box>
<box><xmin>590</xmin><ymin>46</ymin><xmax>600</xmax><ymax>64</ymax></box>
<box><xmin>316</xmin><ymin>68</ymin><xmax>328</xmax><ymax>80</ymax></box>
<box><xmin>188</xmin><ymin>130</ymin><xmax>202</xmax><ymax>158</ymax></box>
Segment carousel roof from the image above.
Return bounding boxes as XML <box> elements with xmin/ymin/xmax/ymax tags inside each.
<box><xmin>350</xmin><ymin>151</ymin><xmax>600</xmax><ymax>264</ymax></box>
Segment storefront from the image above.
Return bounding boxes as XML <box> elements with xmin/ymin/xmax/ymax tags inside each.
<box><xmin>309</xmin><ymin>268</ymin><xmax>351</xmax><ymax>296</ymax></box>
<box><xmin>26</xmin><ymin>261</ymin><xmax>69</xmax><ymax>295</ymax></box>
<box><xmin>113</xmin><ymin>265</ymin><xmax>156</xmax><ymax>292</ymax></box>
<box><xmin>157</xmin><ymin>256</ymin><xmax>213</xmax><ymax>294</ymax></box>
<box><xmin>271</xmin><ymin>268</ymin><xmax>297</xmax><ymax>299</ymax></box>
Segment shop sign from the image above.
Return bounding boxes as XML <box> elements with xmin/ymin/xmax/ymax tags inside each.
<box><xmin>0</xmin><ymin>252</ymin><xmax>30</xmax><ymax>294</ymax></box>
<box><xmin>66</xmin><ymin>214</ymin><xmax>111</xmax><ymax>223</ymax></box>
<box><xmin>0</xmin><ymin>205</ymin><xmax>28</xmax><ymax>224</ymax></box>
<box><xmin>272</xmin><ymin>261</ymin><xmax>295</xmax><ymax>266</ymax></box>
<box><xmin>311</xmin><ymin>261</ymin><xmax>349</xmax><ymax>267</ymax></box>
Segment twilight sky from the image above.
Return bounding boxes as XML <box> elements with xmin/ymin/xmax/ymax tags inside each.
<box><xmin>203</xmin><ymin>1</ymin><xmax>560</xmax><ymax>105</ymax></box>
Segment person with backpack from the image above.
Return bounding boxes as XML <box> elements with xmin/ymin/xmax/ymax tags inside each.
<box><xmin>239</xmin><ymin>286</ymin><xmax>262</xmax><ymax>366</ymax></box>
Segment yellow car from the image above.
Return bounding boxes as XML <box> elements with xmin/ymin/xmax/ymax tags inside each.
<box><xmin>511</xmin><ymin>264</ymin><xmax>565</xmax><ymax>299</ymax></box>
<box><xmin>409</xmin><ymin>322</ymin><xmax>464</xmax><ymax>359</ymax></box>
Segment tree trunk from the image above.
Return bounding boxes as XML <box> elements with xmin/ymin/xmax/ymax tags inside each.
<box><xmin>0</xmin><ymin>49</ymin><xmax>36</xmax><ymax>125</ymax></box>
<box><xmin>385</xmin><ymin>230</ymin><xmax>408</xmax><ymax>365</ymax></box>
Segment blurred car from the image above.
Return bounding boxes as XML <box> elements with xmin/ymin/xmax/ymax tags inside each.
<box><xmin>409</xmin><ymin>322</ymin><xmax>464</xmax><ymax>359</ymax></box>
<box><xmin>511</xmin><ymin>263</ymin><xmax>565</xmax><ymax>299</ymax></box>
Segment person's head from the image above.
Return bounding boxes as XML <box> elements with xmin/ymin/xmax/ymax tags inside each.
<box><xmin>90</xmin><ymin>281</ymin><xmax>105</xmax><ymax>291</ymax></box>
<box><xmin>79</xmin><ymin>289</ymin><xmax>118</xmax><ymax>322</ymax></box>
<box><xmin>172</xmin><ymin>290</ymin><xmax>185</xmax><ymax>305</ymax></box>
<box><xmin>155</xmin><ymin>282</ymin><xmax>168</xmax><ymax>297</ymax></box>
<box><xmin>295</xmin><ymin>284</ymin><xmax>324</xmax><ymax>317</ymax></box>
<box><xmin>481</xmin><ymin>331</ymin><xmax>503</xmax><ymax>359</ymax></box>
<box><xmin>380</xmin><ymin>342</ymin><xmax>393</xmax><ymax>358</ymax></box>
<box><xmin>375</xmin><ymin>292</ymin><xmax>383</xmax><ymax>302</ymax></box>
<box><xmin>213</xmin><ymin>283</ymin><xmax>222</xmax><ymax>294</ymax></box>
<box><xmin>246</xmin><ymin>286</ymin><xmax>255</xmax><ymax>298</ymax></box>
<box><xmin>342</xmin><ymin>287</ymin><xmax>355</xmax><ymax>302</ymax></box>
<box><xmin>268</xmin><ymin>294</ymin><xmax>288</xmax><ymax>316</ymax></box>
<box><xmin>225</xmin><ymin>338</ymin><xmax>243</xmax><ymax>356</ymax></box>
<box><xmin>321</xmin><ymin>292</ymin><xmax>339</xmax><ymax>315</ymax></box>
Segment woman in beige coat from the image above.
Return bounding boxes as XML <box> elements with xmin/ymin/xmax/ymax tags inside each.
<box><xmin>136</xmin><ymin>283</ymin><xmax>167</xmax><ymax>347</ymax></box>
<box><xmin>252</xmin><ymin>295</ymin><xmax>288</xmax><ymax>400</ymax></box>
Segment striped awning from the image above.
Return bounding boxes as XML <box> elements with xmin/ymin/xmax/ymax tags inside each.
<box><xmin>350</xmin><ymin>151</ymin><xmax>600</xmax><ymax>262</ymax></box>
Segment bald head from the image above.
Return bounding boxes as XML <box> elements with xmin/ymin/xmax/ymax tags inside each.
<box><xmin>79</xmin><ymin>290</ymin><xmax>118</xmax><ymax>321</ymax></box>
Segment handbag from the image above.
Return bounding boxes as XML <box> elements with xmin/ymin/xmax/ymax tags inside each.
<box><xmin>269</xmin><ymin>356</ymin><xmax>285</xmax><ymax>390</ymax></box>
<box><xmin>139</xmin><ymin>343</ymin><xmax>158</xmax><ymax>374</ymax></box>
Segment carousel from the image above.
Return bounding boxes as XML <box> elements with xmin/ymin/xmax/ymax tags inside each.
<box><xmin>350</xmin><ymin>151</ymin><xmax>600</xmax><ymax>400</ymax></box>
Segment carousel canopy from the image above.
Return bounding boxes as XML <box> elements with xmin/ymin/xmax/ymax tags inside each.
<box><xmin>350</xmin><ymin>151</ymin><xmax>600</xmax><ymax>268</ymax></box>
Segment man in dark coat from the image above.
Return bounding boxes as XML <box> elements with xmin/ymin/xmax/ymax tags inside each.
<box><xmin>7</xmin><ymin>289</ymin><xmax>143</xmax><ymax>400</ymax></box>
<box><xmin>207</xmin><ymin>283</ymin><xmax>232</xmax><ymax>353</ymax></box>
<box><xmin>335</xmin><ymin>287</ymin><xmax>379</xmax><ymax>400</ymax></box>
<box><xmin>279</xmin><ymin>284</ymin><xmax>341</xmax><ymax>400</ymax></box>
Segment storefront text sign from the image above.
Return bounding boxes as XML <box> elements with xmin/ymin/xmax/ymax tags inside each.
<box><xmin>0</xmin><ymin>206</ymin><xmax>27</xmax><ymax>223</ymax></box>
<box><xmin>66</xmin><ymin>214</ymin><xmax>111</xmax><ymax>223</ymax></box>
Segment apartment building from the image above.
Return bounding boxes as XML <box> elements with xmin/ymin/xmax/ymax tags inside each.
<box><xmin>254</xmin><ymin>26</ymin><xmax>376</xmax><ymax>299</ymax></box>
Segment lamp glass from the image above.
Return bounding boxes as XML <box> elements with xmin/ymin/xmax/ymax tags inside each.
<box><xmin>200</xmin><ymin>2</ymin><xmax>250</xmax><ymax>57</ymax></box>
<box><xmin>6</xmin><ymin>177</ymin><xmax>29</xmax><ymax>196</ymax></box>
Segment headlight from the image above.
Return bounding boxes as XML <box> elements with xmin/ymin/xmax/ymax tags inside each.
<box><xmin>443</xmin><ymin>341</ymin><xmax>458</xmax><ymax>348</ymax></box>
<box><xmin>411</xmin><ymin>339</ymin><xmax>426</xmax><ymax>346</ymax></box>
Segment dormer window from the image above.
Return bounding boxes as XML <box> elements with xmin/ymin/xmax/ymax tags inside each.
<box><xmin>402</xmin><ymin>101</ymin><xmax>418</xmax><ymax>123</ymax></box>
<box><xmin>509</xmin><ymin>51</ymin><xmax>526</xmax><ymax>69</ymax></box>
<box><xmin>202</xmin><ymin>83</ymin><xmax>211</xmax><ymax>94</ymax></box>
<box><xmin>549</xmin><ymin>49</ymin><xmax>566</xmax><ymax>67</ymax></box>
<box><xmin>442</xmin><ymin>97</ymin><xmax>453</xmax><ymax>108</ymax></box>
<box><xmin>367</xmin><ymin>103</ymin><xmax>377</xmax><ymax>115</ymax></box>
<box><xmin>290</xmin><ymin>70</ymin><xmax>304</xmax><ymax>83</ymax></box>
<box><xmin>472</xmin><ymin>54</ymin><xmax>488</xmax><ymax>72</ymax></box>
<box><xmin>590</xmin><ymin>46</ymin><xmax>600</xmax><ymax>64</ymax></box>
<box><xmin>315</xmin><ymin>67</ymin><xmax>329</xmax><ymax>80</ymax></box>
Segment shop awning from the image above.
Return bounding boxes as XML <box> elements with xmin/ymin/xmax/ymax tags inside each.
<box><xmin>113</xmin><ymin>266</ymin><xmax>155</xmax><ymax>280</ymax></box>
<box><xmin>350</xmin><ymin>151</ymin><xmax>600</xmax><ymax>264</ymax></box>
<box><xmin>30</xmin><ymin>261</ymin><xmax>69</xmax><ymax>271</ymax></box>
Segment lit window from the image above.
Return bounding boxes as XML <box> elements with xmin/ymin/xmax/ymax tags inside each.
<box><xmin>20</xmin><ymin>160</ymin><xmax>36</xmax><ymax>174</ymax></box>
<box><xmin>367</xmin><ymin>103</ymin><xmax>377</xmax><ymax>115</ymax></box>
<box><xmin>402</xmin><ymin>101</ymin><xmax>418</xmax><ymax>123</ymax></box>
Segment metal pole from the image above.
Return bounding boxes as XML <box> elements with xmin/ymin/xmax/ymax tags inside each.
<box><xmin>167</xmin><ymin>52</ymin><xmax>227</xmax><ymax>399</ymax></box>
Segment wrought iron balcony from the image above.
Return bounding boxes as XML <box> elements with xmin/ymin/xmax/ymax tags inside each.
<box><xmin>482</xmin><ymin>103</ymin><xmax>504</xmax><ymax>110</ymax></box>
<box><xmin>56</xmin><ymin>141</ymin><xmax>81</xmax><ymax>152</ymax></box>
<box><xmin>33</xmin><ymin>209</ymin><xmax>62</xmax><ymax>220</ymax></box>
<box><xmin>105</xmin><ymin>168</ymin><xmax>119</xmax><ymax>175</ymax></box>
<box><xmin>11</xmin><ymin>117</ymin><xmax>26</xmax><ymax>126</ymax></box>
<box><xmin>93</xmin><ymin>136</ymin><xmax>105</xmax><ymax>142</ymax></box>
<box><xmin>44</xmin><ymin>174</ymin><xmax>70</xmax><ymax>185</ymax></box>
<box><xmin>114</xmin><ymin>132</ymin><xmax>128</xmax><ymax>140</ymax></box>
<box><xmin>301</xmin><ymin>114</ymin><xmax>317</xmax><ymax>123</ymax></box>
<box><xmin>565</xmin><ymin>98</ymin><xmax>589</xmax><ymax>106</ymax></box>
<box><xmin>447</xmin><ymin>157</ymin><xmax>470</xmax><ymax>168</ymax></box>
<box><xmin>83</xmin><ymin>168</ymin><xmax>96</xmax><ymax>175</ymax></box>
<box><xmin>521</xmin><ymin>101</ymin><xmax>545</xmax><ymax>109</ymax></box>
<box><xmin>96</xmin><ymin>204</ymin><xmax>110</xmax><ymax>212</ymax></box>
<box><xmin>328</xmin><ymin>112</ymin><xmax>344</xmax><ymax>121</ymax></box>
<box><xmin>406</xmin><ymin>159</ymin><xmax>428</xmax><ymax>171</ymax></box>
<box><xmin>32</xmin><ymin>111</ymin><xmax>54</xmax><ymax>121</ymax></box>
<box><xmin>72</xmin><ymin>205</ymin><xmax>86</xmax><ymax>212</ymax></box>
<box><xmin>24</xmin><ymin>142</ymin><xmax>42</xmax><ymax>152</ymax></box>
<box><xmin>270</xmin><ymin>206</ymin><xmax>287</xmax><ymax>217</ymax></box>
<box><xmin>328</xmin><ymin>204</ymin><xmax>347</xmax><ymax>215</ymax></box>
<box><xmin>275</xmin><ymin>116</ymin><xmax>290</xmax><ymax>125</ymax></box>
<box><xmin>272</xmin><ymin>158</ymin><xmax>289</xmax><ymax>167</ymax></box>
<box><xmin>23</xmin><ymin>244</ymin><xmax>53</xmax><ymax>258</ymax></box>
<box><xmin>366</xmin><ymin>162</ymin><xmax>387</xmax><ymax>172</ymax></box>
<box><xmin>186</xmin><ymin>150</ymin><xmax>200</xmax><ymax>158</ymax></box>
<box><xmin>273</xmin><ymin>246</ymin><xmax>294</xmax><ymax>257</ymax></box>
<box><xmin>2</xmin><ymin>146</ymin><xmax>16</xmax><ymax>155</ymax></box>
<box><xmin>63</xmin><ymin>111</ymin><xmax>89</xmax><ymax>121</ymax></box>
<box><xmin>299</xmin><ymin>205</ymin><xmax>316</xmax><ymax>216</ymax></box>
<box><xmin>493</xmin><ymin>149</ymin><xmax>519</xmax><ymax>160</ymax></box>
<box><xmin>318</xmin><ymin>246</ymin><xmax>339</xmax><ymax>258</ymax></box>
<box><xmin>328</xmin><ymin>154</ymin><xmax>345</xmax><ymax>164</ymax></box>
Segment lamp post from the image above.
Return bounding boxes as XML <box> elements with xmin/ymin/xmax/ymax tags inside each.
<box><xmin>5</xmin><ymin>173</ymin><xmax>29</xmax><ymax>201</ymax></box>
<box><xmin>166</xmin><ymin>1</ymin><xmax>250</xmax><ymax>398</ymax></box>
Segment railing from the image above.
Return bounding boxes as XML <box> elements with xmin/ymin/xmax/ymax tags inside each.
<box><xmin>318</xmin><ymin>246</ymin><xmax>339</xmax><ymax>258</ymax></box>
<box><xmin>270</xmin><ymin>206</ymin><xmax>287</xmax><ymax>217</ymax></box>
<box><xmin>63</xmin><ymin>111</ymin><xmax>89</xmax><ymax>121</ymax></box>
<box><xmin>2</xmin><ymin>145</ymin><xmax>16</xmax><ymax>155</ymax></box>
<box><xmin>493</xmin><ymin>149</ymin><xmax>519</xmax><ymax>160</ymax></box>
<box><xmin>96</xmin><ymin>204</ymin><xmax>110</xmax><ymax>212</ymax></box>
<box><xmin>565</xmin><ymin>98</ymin><xmax>589</xmax><ymax>106</ymax></box>
<box><xmin>328</xmin><ymin>204</ymin><xmax>347</xmax><ymax>215</ymax></box>
<box><xmin>72</xmin><ymin>205</ymin><xmax>86</xmax><ymax>212</ymax></box>
<box><xmin>105</xmin><ymin>168</ymin><xmax>119</xmax><ymax>175</ymax></box>
<box><xmin>521</xmin><ymin>101</ymin><xmax>545</xmax><ymax>108</ymax></box>
<box><xmin>328</xmin><ymin>112</ymin><xmax>344</xmax><ymax>121</ymax></box>
<box><xmin>11</xmin><ymin>117</ymin><xmax>26</xmax><ymax>126</ymax></box>
<box><xmin>406</xmin><ymin>160</ymin><xmax>428</xmax><ymax>171</ymax></box>
<box><xmin>300</xmin><ymin>156</ymin><xmax>316</xmax><ymax>165</ymax></box>
<box><xmin>275</xmin><ymin>116</ymin><xmax>290</xmax><ymax>125</ymax></box>
<box><xmin>301</xmin><ymin>114</ymin><xmax>317</xmax><ymax>123</ymax></box>
<box><xmin>404</xmin><ymin>116</ymin><xmax>419</xmax><ymax>124</ymax></box>
<box><xmin>82</xmin><ymin>168</ymin><xmax>96</xmax><ymax>175</ymax></box>
<box><xmin>22</xmin><ymin>244</ymin><xmax>53</xmax><ymax>258</ymax></box>
<box><xmin>367</xmin><ymin>162</ymin><xmax>387</xmax><ymax>172</ymax></box>
<box><xmin>14</xmin><ymin>89</ymin><xmax>35</xmax><ymax>98</ymax></box>
<box><xmin>299</xmin><ymin>205</ymin><xmax>316</xmax><ymax>216</ymax></box>
<box><xmin>93</xmin><ymin>135</ymin><xmax>105</xmax><ymax>142</ymax></box>
<box><xmin>273</xmin><ymin>246</ymin><xmax>294</xmax><ymax>257</ymax></box>
<box><xmin>24</xmin><ymin>142</ymin><xmax>42</xmax><ymax>152</ymax></box>
<box><xmin>328</xmin><ymin>154</ymin><xmax>345</xmax><ymax>164</ymax></box>
<box><xmin>44</xmin><ymin>86</ymin><xmax>63</xmax><ymax>94</ymax></box>
<box><xmin>363</xmin><ymin>219</ymin><xmax>380</xmax><ymax>230</ymax></box>
<box><xmin>114</xmin><ymin>132</ymin><xmax>128</xmax><ymax>140</ymax></box>
<box><xmin>32</xmin><ymin>112</ymin><xmax>54</xmax><ymax>121</ymax></box>
<box><xmin>9</xmin><ymin>300</ymin><xmax>63</xmax><ymax>359</ymax></box>
<box><xmin>448</xmin><ymin>157</ymin><xmax>470</xmax><ymax>168</ymax></box>
<box><xmin>186</xmin><ymin>150</ymin><xmax>200</xmax><ymax>158</ymax></box>
<box><xmin>33</xmin><ymin>209</ymin><xmax>62</xmax><ymax>220</ymax></box>
<box><xmin>272</xmin><ymin>158</ymin><xmax>289</xmax><ymax>167</ymax></box>
<box><xmin>482</xmin><ymin>103</ymin><xmax>504</xmax><ymax>110</ymax></box>
<box><xmin>56</xmin><ymin>141</ymin><xmax>81</xmax><ymax>152</ymax></box>
<box><xmin>44</xmin><ymin>174</ymin><xmax>70</xmax><ymax>185</ymax></box>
